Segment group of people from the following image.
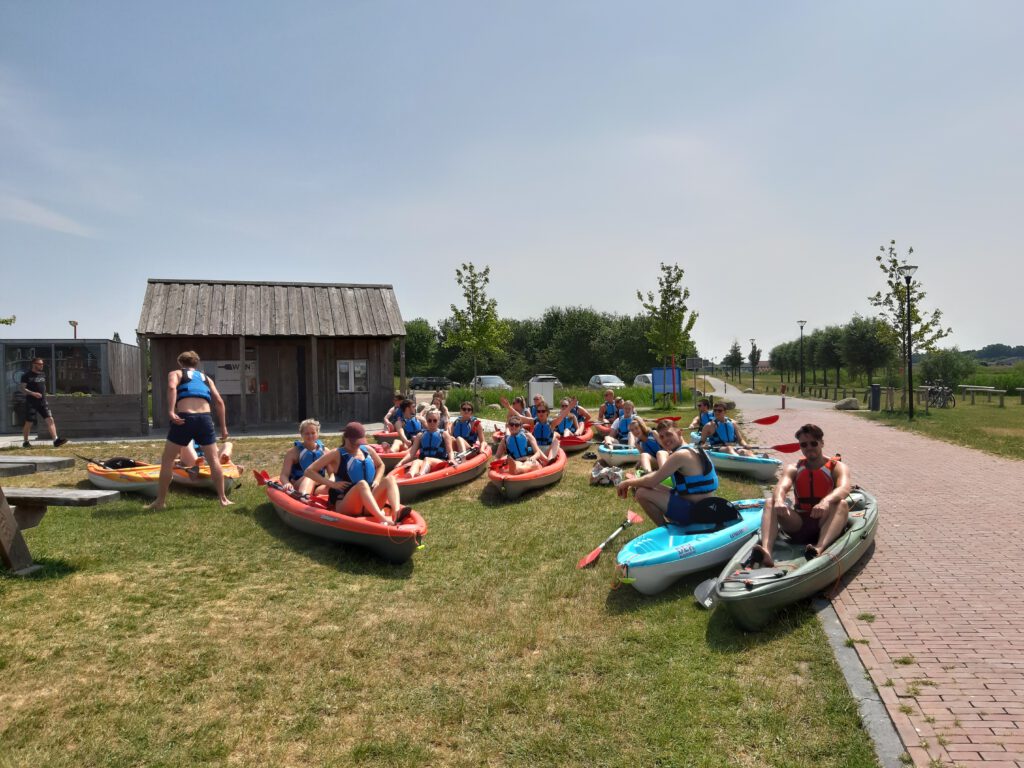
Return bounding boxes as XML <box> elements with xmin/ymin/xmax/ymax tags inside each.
<box><xmin>142</xmin><ymin>352</ymin><xmax>853</xmax><ymax>561</ymax></box>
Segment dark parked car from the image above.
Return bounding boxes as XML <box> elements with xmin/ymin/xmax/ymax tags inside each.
<box><xmin>409</xmin><ymin>376</ymin><xmax>459</xmax><ymax>391</ymax></box>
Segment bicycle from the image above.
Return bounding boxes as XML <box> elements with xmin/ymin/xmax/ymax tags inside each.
<box><xmin>925</xmin><ymin>381</ymin><xmax>956</xmax><ymax>409</ymax></box>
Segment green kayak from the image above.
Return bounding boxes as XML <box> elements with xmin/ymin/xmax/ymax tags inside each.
<box><xmin>708</xmin><ymin>488</ymin><xmax>878</xmax><ymax>631</ymax></box>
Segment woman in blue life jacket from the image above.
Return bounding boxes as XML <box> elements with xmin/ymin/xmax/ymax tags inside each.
<box><xmin>303</xmin><ymin>422</ymin><xmax>405</xmax><ymax>525</ymax></box>
<box><xmin>492</xmin><ymin>415</ymin><xmax>543</xmax><ymax>475</ymax></box>
<box><xmin>528</xmin><ymin>401</ymin><xmax>560</xmax><ymax>465</ymax></box>
<box><xmin>552</xmin><ymin>399</ymin><xmax>582</xmax><ymax>438</ymax></box>
<box><xmin>499</xmin><ymin>395</ymin><xmax>533</xmax><ymax>427</ymax></box>
<box><xmin>279</xmin><ymin>418</ymin><xmax>331</xmax><ymax>495</ymax></box>
<box><xmin>382</xmin><ymin>393</ymin><xmax>404</xmax><ymax>431</ymax></box>
<box><xmin>698</xmin><ymin>403</ymin><xmax>755</xmax><ymax>456</ymax></box>
<box><xmin>687</xmin><ymin>398</ymin><xmax>715</xmax><ymax>433</ymax></box>
<box><xmin>567</xmin><ymin>396</ymin><xmax>591</xmax><ymax>425</ymax></box>
<box><xmin>449</xmin><ymin>400</ymin><xmax>484</xmax><ymax>452</ymax></box>
<box><xmin>597</xmin><ymin>389</ymin><xmax>619</xmax><ymax>425</ymax></box>
<box><xmin>389</xmin><ymin>399</ymin><xmax>423</xmax><ymax>452</ymax></box>
<box><xmin>603</xmin><ymin>400</ymin><xmax>637</xmax><ymax>449</ymax></box>
<box><xmin>429</xmin><ymin>390</ymin><xmax>451</xmax><ymax>431</ymax></box>
<box><xmin>616</xmin><ymin>425</ymin><xmax>719</xmax><ymax>527</ymax></box>
<box><xmin>396</xmin><ymin>407</ymin><xmax>454</xmax><ymax>478</ymax></box>
<box><xmin>632</xmin><ymin>418</ymin><xmax>663</xmax><ymax>474</ymax></box>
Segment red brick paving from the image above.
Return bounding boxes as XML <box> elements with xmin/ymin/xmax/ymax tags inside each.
<box><xmin>743</xmin><ymin>396</ymin><xmax>1024</xmax><ymax>768</ymax></box>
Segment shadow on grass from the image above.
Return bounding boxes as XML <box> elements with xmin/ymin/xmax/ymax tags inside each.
<box><xmin>0</xmin><ymin>556</ymin><xmax>78</xmax><ymax>581</ymax></box>
<box><xmin>477</xmin><ymin>477</ymin><xmax>565</xmax><ymax>507</ymax></box>
<box><xmin>245</xmin><ymin>500</ymin><xmax>415</xmax><ymax>579</ymax></box>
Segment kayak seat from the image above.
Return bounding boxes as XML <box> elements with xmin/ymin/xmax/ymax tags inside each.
<box><xmin>105</xmin><ymin>457</ymin><xmax>147</xmax><ymax>469</ymax></box>
<box><xmin>687</xmin><ymin>497</ymin><xmax>742</xmax><ymax>531</ymax></box>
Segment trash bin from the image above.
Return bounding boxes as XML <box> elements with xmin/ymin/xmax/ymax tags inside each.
<box><xmin>869</xmin><ymin>384</ymin><xmax>881</xmax><ymax>411</ymax></box>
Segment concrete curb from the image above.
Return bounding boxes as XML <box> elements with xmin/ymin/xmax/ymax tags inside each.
<box><xmin>814</xmin><ymin>598</ymin><xmax>908</xmax><ymax>768</ymax></box>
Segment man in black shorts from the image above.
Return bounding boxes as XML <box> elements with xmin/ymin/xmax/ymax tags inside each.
<box><xmin>19</xmin><ymin>358</ymin><xmax>68</xmax><ymax>448</ymax></box>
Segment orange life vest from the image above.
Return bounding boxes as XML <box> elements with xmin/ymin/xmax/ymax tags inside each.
<box><xmin>794</xmin><ymin>455</ymin><xmax>841</xmax><ymax>512</ymax></box>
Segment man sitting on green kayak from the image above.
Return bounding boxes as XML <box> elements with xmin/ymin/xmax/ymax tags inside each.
<box><xmin>752</xmin><ymin>423</ymin><xmax>852</xmax><ymax>566</ymax></box>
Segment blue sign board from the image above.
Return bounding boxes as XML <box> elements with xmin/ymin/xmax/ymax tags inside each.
<box><xmin>650</xmin><ymin>367</ymin><xmax>683</xmax><ymax>405</ymax></box>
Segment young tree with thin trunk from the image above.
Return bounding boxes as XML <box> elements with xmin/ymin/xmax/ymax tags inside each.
<box><xmin>445</xmin><ymin>264</ymin><xmax>510</xmax><ymax>397</ymax></box>
<box><xmin>636</xmin><ymin>263</ymin><xmax>698</xmax><ymax>399</ymax></box>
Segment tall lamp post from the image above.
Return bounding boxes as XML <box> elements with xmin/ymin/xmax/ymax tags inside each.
<box><xmin>797</xmin><ymin>320</ymin><xmax>806</xmax><ymax>394</ymax></box>
<box><xmin>69</xmin><ymin>320</ymin><xmax>78</xmax><ymax>339</ymax></box>
<box><xmin>750</xmin><ymin>338</ymin><xmax>756</xmax><ymax>391</ymax></box>
<box><xmin>899</xmin><ymin>264</ymin><xmax>918</xmax><ymax>420</ymax></box>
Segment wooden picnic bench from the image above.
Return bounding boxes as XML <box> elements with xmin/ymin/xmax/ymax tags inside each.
<box><xmin>1016</xmin><ymin>387</ymin><xmax>1024</xmax><ymax>406</ymax></box>
<box><xmin>0</xmin><ymin>455</ymin><xmax>120</xmax><ymax>576</ymax></box>
<box><xmin>958</xmin><ymin>385</ymin><xmax>1007</xmax><ymax>406</ymax></box>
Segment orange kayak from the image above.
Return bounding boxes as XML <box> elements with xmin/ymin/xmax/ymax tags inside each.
<box><xmin>87</xmin><ymin>461</ymin><xmax>160</xmax><ymax>497</ymax></box>
<box><xmin>389</xmin><ymin>444</ymin><xmax>492</xmax><ymax>501</ymax></box>
<box><xmin>171</xmin><ymin>458</ymin><xmax>243</xmax><ymax>492</ymax></box>
<box><xmin>487</xmin><ymin>448</ymin><xmax>567</xmax><ymax>499</ymax></box>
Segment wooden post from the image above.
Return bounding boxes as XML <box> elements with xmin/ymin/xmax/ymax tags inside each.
<box><xmin>136</xmin><ymin>334</ymin><xmax>148</xmax><ymax>435</ymax></box>
<box><xmin>0</xmin><ymin>487</ymin><xmax>39</xmax><ymax>575</ymax></box>
<box><xmin>239</xmin><ymin>335</ymin><xmax>247</xmax><ymax>433</ymax></box>
<box><xmin>399</xmin><ymin>336</ymin><xmax>407</xmax><ymax>396</ymax></box>
<box><xmin>309</xmin><ymin>335</ymin><xmax>319</xmax><ymax>421</ymax></box>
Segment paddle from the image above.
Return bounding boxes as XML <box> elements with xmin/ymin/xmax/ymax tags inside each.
<box><xmin>78</xmin><ymin>454</ymin><xmax>111</xmax><ymax>469</ymax></box>
<box><xmin>737</xmin><ymin>415</ymin><xmax>780</xmax><ymax>426</ymax></box>
<box><xmin>694</xmin><ymin>577</ymin><xmax>718</xmax><ymax>609</ymax></box>
<box><xmin>699</xmin><ymin>442</ymin><xmax>801</xmax><ymax>454</ymax></box>
<box><xmin>576</xmin><ymin>510</ymin><xmax>645</xmax><ymax>569</ymax></box>
<box><xmin>448</xmin><ymin>445</ymin><xmax>481</xmax><ymax>466</ymax></box>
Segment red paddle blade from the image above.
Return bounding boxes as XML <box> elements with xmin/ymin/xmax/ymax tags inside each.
<box><xmin>626</xmin><ymin>510</ymin><xmax>644</xmax><ymax>525</ymax></box>
<box><xmin>252</xmin><ymin>469</ymin><xmax>268</xmax><ymax>485</ymax></box>
<box><xmin>752</xmin><ymin>415</ymin><xmax>780</xmax><ymax>425</ymax></box>
<box><xmin>771</xmin><ymin>442</ymin><xmax>802</xmax><ymax>453</ymax></box>
<box><xmin>577</xmin><ymin>545</ymin><xmax>604</xmax><ymax>569</ymax></box>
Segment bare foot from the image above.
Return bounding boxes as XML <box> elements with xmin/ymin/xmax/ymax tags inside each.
<box><xmin>144</xmin><ymin>501</ymin><xmax>166</xmax><ymax>511</ymax></box>
<box><xmin>751</xmin><ymin>544</ymin><xmax>775</xmax><ymax>568</ymax></box>
<box><xmin>219</xmin><ymin>498</ymin><xmax>235</xmax><ymax>507</ymax></box>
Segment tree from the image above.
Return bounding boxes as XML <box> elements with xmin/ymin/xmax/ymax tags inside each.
<box><xmin>869</xmin><ymin>241</ymin><xmax>952</xmax><ymax>393</ymax></box>
<box><xmin>399</xmin><ymin>318</ymin><xmax>438</xmax><ymax>376</ymax></box>
<box><xmin>0</xmin><ymin>315</ymin><xmax>14</xmax><ymax>326</ymax></box>
<box><xmin>723</xmin><ymin>341</ymin><xmax>743</xmax><ymax>378</ymax></box>
<box><xmin>841</xmin><ymin>315</ymin><xmax>896</xmax><ymax>384</ymax></box>
<box><xmin>445</xmin><ymin>264</ymin><xmax>511</xmax><ymax>393</ymax></box>
<box><xmin>817</xmin><ymin>325</ymin><xmax>845</xmax><ymax>390</ymax></box>
<box><xmin>636</xmin><ymin>263</ymin><xmax>698</xmax><ymax>395</ymax></box>
<box><xmin>919</xmin><ymin>347</ymin><xmax>977</xmax><ymax>386</ymax></box>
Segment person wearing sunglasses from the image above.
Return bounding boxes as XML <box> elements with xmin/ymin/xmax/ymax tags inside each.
<box><xmin>429</xmin><ymin>390</ymin><xmax>451</xmax><ymax>431</ymax></box>
<box><xmin>449</xmin><ymin>401</ymin><xmax>483</xmax><ymax>452</ymax></box>
<box><xmin>687</xmin><ymin>398</ymin><xmax>715</xmax><ymax>433</ymax></box>
<box><xmin>750</xmin><ymin>423</ymin><xmax>854</xmax><ymax>566</ymax></box>
<box><xmin>396</xmin><ymin>407</ymin><xmax>454</xmax><ymax>477</ymax></box>
<box><xmin>492</xmin><ymin>417</ymin><xmax>543</xmax><ymax>475</ymax></box>
<box><xmin>616</xmin><ymin>425</ymin><xmax>719</xmax><ymax>526</ymax></box>
<box><xmin>527</xmin><ymin>402</ymin><xmax>560</xmax><ymax>465</ymax></box>
<box><xmin>603</xmin><ymin>400</ymin><xmax>637</xmax><ymax>449</ymax></box>
<box><xmin>597</xmin><ymin>389</ymin><xmax>621</xmax><ymax>425</ymax></box>
<box><xmin>697</xmin><ymin>404</ymin><xmax>755</xmax><ymax>456</ymax></box>
<box><xmin>389</xmin><ymin>399</ymin><xmax>423</xmax><ymax>452</ymax></box>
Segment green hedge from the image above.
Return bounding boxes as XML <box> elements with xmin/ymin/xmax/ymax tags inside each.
<box><xmin>445</xmin><ymin>385</ymin><xmax>691</xmax><ymax>411</ymax></box>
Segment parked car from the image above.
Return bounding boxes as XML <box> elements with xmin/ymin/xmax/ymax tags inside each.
<box><xmin>471</xmin><ymin>375</ymin><xmax>513</xmax><ymax>391</ymax></box>
<box><xmin>409</xmin><ymin>376</ymin><xmax>460</xmax><ymax>391</ymax></box>
<box><xmin>529</xmin><ymin>373</ymin><xmax>563</xmax><ymax>388</ymax></box>
<box><xmin>587</xmin><ymin>374</ymin><xmax>627</xmax><ymax>390</ymax></box>
<box><xmin>633</xmin><ymin>373</ymin><xmax>652</xmax><ymax>386</ymax></box>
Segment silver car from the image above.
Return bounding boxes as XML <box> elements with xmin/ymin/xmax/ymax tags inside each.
<box><xmin>587</xmin><ymin>374</ymin><xmax>626</xmax><ymax>390</ymax></box>
<box><xmin>472</xmin><ymin>375</ymin><xmax>513</xmax><ymax>391</ymax></box>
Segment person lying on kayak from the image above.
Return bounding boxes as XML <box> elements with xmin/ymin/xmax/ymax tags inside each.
<box><xmin>688</xmin><ymin>398</ymin><xmax>714</xmax><ymax>433</ymax></box>
<box><xmin>279</xmin><ymin>418</ymin><xmax>330</xmax><ymax>496</ymax></box>
<box><xmin>382</xmin><ymin>393</ymin><xmax>404</xmax><ymax>431</ymax></box>
<box><xmin>492</xmin><ymin>416</ymin><xmax>543</xmax><ymax>475</ymax></box>
<box><xmin>597</xmin><ymin>389</ymin><xmax>620</xmax><ymax>424</ymax></box>
<box><xmin>603</xmin><ymin>400</ymin><xmax>637</xmax><ymax>449</ymax></box>
<box><xmin>615</xmin><ymin>426</ymin><xmax>718</xmax><ymax>526</ymax></box>
<box><xmin>304</xmin><ymin>421</ymin><xmax>404</xmax><ymax>525</ymax></box>
<box><xmin>751</xmin><ymin>423</ymin><xmax>852</xmax><ymax>565</ymax></box>
<box><xmin>527</xmin><ymin>402</ymin><xmax>560</xmax><ymax>465</ymax></box>
<box><xmin>389</xmin><ymin>400</ymin><xmax>423</xmax><ymax>452</ymax></box>
<box><xmin>698</xmin><ymin>404</ymin><xmax>754</xmax><ymax>456</ymax></box>
<box><xmin>552</xmin><ymin>399</ymin><xmax>582</xmax><ymax>438</ymax></box>
<box><xmin>633</xmin><ymin>418</ymin><xmax>664</xmax><ymax>473</ymax></box>
<box><xmin>450</xmin><ymin>400</ymin><xmax>484</xmax><ymax>452</ymax></box>
<box><xmin>396</xmin><ymin>407</ymin><xmax>454</xmax><ymax>477</ymax></box>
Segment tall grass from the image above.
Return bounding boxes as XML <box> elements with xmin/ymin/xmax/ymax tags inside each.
<box><xmin>965</xmin><ymin>363</ymin><xmax>1024</xmax><ymax>391</ymax></box>
<box><xmin>445</xmin><ymin>385</ymin><xmax>691</xmax><ymax>411</ymax></box>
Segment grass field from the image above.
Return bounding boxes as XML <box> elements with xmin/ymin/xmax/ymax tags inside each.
<box><xmin>0</xmin><ymin>434</ymin><xmax>879</xmax><ymax>767</ymax></box>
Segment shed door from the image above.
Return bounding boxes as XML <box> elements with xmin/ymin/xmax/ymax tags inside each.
<box><xmin>258</xmin><ymin>343</ymin><xmax>303</xmax><ymax>425</ymax></box>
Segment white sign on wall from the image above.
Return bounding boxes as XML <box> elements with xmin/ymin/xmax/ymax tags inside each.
<box><xmin>204</xmin><ymin>360</ymin><xmax>257</xmax><ymax>396</ymax></box>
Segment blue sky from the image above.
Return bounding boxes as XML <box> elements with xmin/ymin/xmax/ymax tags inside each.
<box><xmin>1</xmin><ymin>1</ymin><xmax>1021</xmax><ymax>361</ymax></box>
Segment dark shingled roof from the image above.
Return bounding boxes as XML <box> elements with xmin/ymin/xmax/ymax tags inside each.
<box><xmin>137</xmin><ymin>279</ymin><xmax>405</xmax><ymax>337</ymax></box>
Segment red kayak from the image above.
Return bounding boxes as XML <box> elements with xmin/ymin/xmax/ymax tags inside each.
<box><xmin>558</xmin><ymin>425</ymin><xmax>594</xmax><ymax>453</ymax></box>
<box><xmin>488</xmin><ymin>448</ymin><xmax>567</xmax><ymax>499</ymax></box>
<box><xmin>388</xmin><ymin>444</ymin><xmax>493</xmax><ymax>501</ymax></box>
<box><xmin>371</xmin><ymin>430</ymin><xmax>400</xmax><ymax>444</ymax></box>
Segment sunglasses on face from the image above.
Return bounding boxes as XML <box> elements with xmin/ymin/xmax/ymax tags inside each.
<box><xmin>799</xmin><ymin>440</ymin><xmax>819</xmax><ymax>448</ymax></box>
<box><xmin>426</xmin><ymin>418</ymin><xmax>439</xmax><ymax>424</ymax></box>
<box><xmin>537</xmin><ymin>408</ymin><xmax>548</xmax><ymax>413</ymax></box>
<box><xmin>713</xmin><ymin>409</ymin><xmax>725</xmax><ymax>413</ymax></box>
<box><xmin>507</xmin><ymin>423</ymin><xmax>522</xmax><ymax>428</ymax></box>
<box><xmin>461</xmin><ymin>407</ymin><xmax>473</xmax><ymax>412</ymax></box>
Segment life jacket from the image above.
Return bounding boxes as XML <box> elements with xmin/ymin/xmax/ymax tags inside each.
<box><xmin>290</xmin><ymin>439</ymin><xmax>326</xmax><ymax>482</ymax></box>
<box><xmin>504</xmin><ymin>432</ymin><xmax>530</xmax><ymax>460</ymax></box>
<box><xmin>529</xmin><ymin>405</ymin><xmax>538</xmax><ymax>419</ymax></box>
<box><xmin>385</xmin><ymin>405</ymin><xmax>402</xmax><ymax>427</ymax></box>
<box><xmin>556</xmin><ymin>415</ymin><xmax>575</xmax><ymax>433</ymax></box>
<box><xmin>708</xmin><ymin>418</ymin><xmax>737</xmax><ymax>446</ymax></box>
<box><xmin>192</xmin><ymin>440</ymin><xmax>205</xmax><ymax>457</ymax></box>
<box><xmin>615</xmin><ymin>415</ymin><xmax>633</xmax><ymax>441</ymax></box>
<box><xmin>670</xmin><ymin>446</ymin><xmax>719</xmax><ymax>496</ymax></box>
<box><xmin>601</xmin><ymin>402</ymin><xmax>619</xmax><ymax>420</ymax></box>
<box><xmin>337</xmin><ymin>445</ymin><xmax>376</xmax><ymax>486</ymax></box>
<box><xmin>794</xmin><ymin>455</ymin><xmax>841</xmax><ymax>512</ymax></box>
<box><xmin>698</xmin><ymin>411</ymin><xmax>714</xmax><ymax>427</ymax></box>
<box><xmin>452</xmin><ymin>417</ymin><xmax>478</xmax><ymax>445</ymax></box>
<box><xmin>571</xmin><ymin>405</ymin><xmax>584</xmax><ymax>421</ymax></box>
<box><xmin>176</xmin><ymin>369</ymin><xmax>211</xmax><ymax>403</ymax></box>
<box><xmin>399</xmin><ymin>415</ymin><xmax>422</xmax><ymax>440</ymax></box>
<box><xmin>641</xmin><ymin>434</ymin><xmax>661</xmax><ymax>457</ymax></box>
<box><xmin>418</xmin><ymin>430</ymin><xmax>446</xmax><ymax>459</ymax></box>
<box><xmin>532</xmin><ymin>420</ymin><xmax>553</xmax><ymax>447</ymax></box>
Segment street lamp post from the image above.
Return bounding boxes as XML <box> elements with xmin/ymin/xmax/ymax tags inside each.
<box><xmin>750</xmin><ymin>338</ymin><xmax>756</xmax><ymax>392</ymax></box>
<box><xmin>797</xmin><ymin>320</ymin><xmax>806</xmax><ymax>394</ymax></box>
<box><xmin>69</xmin><ymin>320</ymin><xmax>78</xmax><ymax>339</ymax></box>
<box><xmin>899</xmin><ymin>264</ymin><xmax>918</xmax><ymax>420</ymax></box>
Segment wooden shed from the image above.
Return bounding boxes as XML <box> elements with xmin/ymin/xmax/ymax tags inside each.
<box><xmin>136</xmin><ymin>279</ymin><xmax>406</xmax><ymax>432</ymax></box>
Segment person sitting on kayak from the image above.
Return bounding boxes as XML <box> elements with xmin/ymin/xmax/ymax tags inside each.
<box><xmin>304</xmin><ymin>421</ymin><xmax>404</xmax><ymax>525</ymax></box>
<box><xmin>688</xmin><ymin>398</ymin><xmax>715</xmax><ymax>433</ymax></box>
<box><xmin>604</xmin><ymin>400</ymin><xmax>637</xmax><ymax>449</ymax></box>
<box><xmin>493</xmin><ymin>416</ymin><xmax>543</xmax><ymax>475</ymax></box>
<box><xmin>597</xmin><ymin>389</ymin><xmax>620</xmax><ymax>424</ymax></box>
<box><xmin>615</xmin><ymin>426</ymin><xmax>719</xmax><ymax>526</ymax></box>
<box><xmin>528</xmin><ymin>402</ymin><xmax>560</xmax><ymax>465</ymax></box>
<box><xmin>552</xmin><ymin>399</ymin><xmax>582</xmax><ymax>438</ymax></box>
<box><xmin>429</xmin><ymin>390</ymin><xmax>451</xmax><ymax>431</ymax></box>
<box><xmin>390</xmin><ymin>400</ymin><xmax>422</xmax><ymax>452</ymax></box>
<box><xmin>633</xmin><ymin>418</ymin><xmax>664</xmax><ymax>474</ymax></box>
<box><xmin>698</xmin><ymin>404</ymin><xmax>754</xmax><ymax>456</ymax></box>
<box><xmin>528</xmin><ymin>393</ymin><xmax>545</xmax><ymax>420</ymax></box>
<box><xmin>397</xmin><ymin>407</ymin><xmax>454</xmax><ymax>477</ymax></box>
<box><xmin>279</xmin><ymin>418</ymin><xmax>330</xmax><ymax>496</ymax></box>
<box><xmin>499</xmin><ymin>395</ymin><xmax>534</xmax><ymax>427</ymax></box>
<box><xmin>751</xmin><ymin>424</ymin><xmax>852</xmax><ymax>565</ymax></box>
<box><xmin>568</xmin><ymin>396</ymin><xmax>591</xmax><ymax>425</ymax></box>
<box><xmin>382</xmin><ymin>393</ymin><xmax>404</xmax><ymax>431</ymax></box>
<box><xmin>450</xmin><ymin>400</ymin><xmax>484</xmax><ymax>452</ymax></box>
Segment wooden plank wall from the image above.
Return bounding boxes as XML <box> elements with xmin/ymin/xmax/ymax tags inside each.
<box><xmin>313</xmin><ymin>338</ymin><xmax>393</xmax><ymax>425</ymax></box>
<box><xmin>106</xmin><ymin>342</ymin><xmax>142</xmax><ymax>394</ymax></box>
<box><xmin>43</xmin><ymin>395</ymin><xmax>145</xmax><ymax>437</ymax></box>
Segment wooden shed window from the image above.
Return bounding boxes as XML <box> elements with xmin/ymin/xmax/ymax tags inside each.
<box><xmin>337</xmin><ymin>359</ymin><xmax>368</xmax><ymax>393</ymax></box>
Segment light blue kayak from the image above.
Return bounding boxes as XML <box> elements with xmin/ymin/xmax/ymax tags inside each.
<box><xmin>689</xmin><ymin>432</ymin><xmax>782</xmax><ymax>482</ymax></box>
<box><xmin>597</xmin><ymin>443</ymin><xmax>640</xmax><ymax>466</ymax></box>
<box><xmin>615</xmin><ymin>498</ymin><xmax>765</xmax><ymax>595</ymax></box>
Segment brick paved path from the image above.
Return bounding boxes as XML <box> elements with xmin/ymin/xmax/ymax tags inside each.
<box><xmin>712</xmin><ymin>380</ymin><xmax>1024</xmax><ymax>768</ymax></box>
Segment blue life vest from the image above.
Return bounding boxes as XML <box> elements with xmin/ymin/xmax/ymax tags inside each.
<box><xmin>571</xmin><ymin>405</ymin><xmax>584</xmax><ymax>421</ymax></box>
<box><xmin>400</xmin><ymin>415</ymin><xmax>422</xmax><ymax>440</ymax></box>
<box><xmin>641</xmin><ymin>434</ymin><xmax>661</xmax><ymax>457</ymax></box>
<box><xmin>601</xmin><ymin>402</ymin><xmax>618</xmax><ymax>420</ymax></box>
<box><xmin>615</xmin><ymin>416</ymin><xmax>633</xmax><ymax>441</ymax></box>
<box><xmin>290</xmin><ymin>439</ymin><xmax>326</xmax><ymax>482</ymax></box>
<box><xmin>699</xmin><ymin>411</ymin><xmax>714</xmax><ymax>427</ymax></box>
<box><xmin>452</xmin><ymin>417</ymin><xmax>478</xmax><ymax>445</ymax></box>
<box><xmin>670</xmin><ymin>446</ymin><xmax>719</xmax><ymax>495</ymax></box>
<box><xmin>505</xmin><ymin>432</ymin><xmax>530</xmax><ymax>460</ymax></box>
<box><xmin>192</xmin><ymin>440</ymin><xmax>205</xmax><ymax>457</ymax></box>
<box><xmin>532</xmin><ymin>421</ymin><xmax>553</xmax><ymax>447</ymax></box>
<box><xmin>418</xmin><ymin>430</ymin><xmax>446</xmax><ymax>459</ymax></box>
<box><xmin>385</xmin><ymin>406</ymin><xmax>401</xmax><ymax>427</ymax></box>
<box><xmin>337</xmin><ymin>445</ymin><xmax>376</xmax><ymax>486</ymax></box>
<box><xmin>176</xmin><ymin>369</ymin><xmax>211</xmax><ymax>403</ymax></box>
<box><xmin>556</xmin><ymin>415</ymin><xmax>575</xmax><ymax>433</ymax></box>
<box><xmin>529</xmin><ymin>405</ymin><xmax>538</xmax><ymax>419</ymax></box>
<box><xmin>709</xmin><ymin>419</ymin><xmax>737</xmax><ymax>446</ymax></box>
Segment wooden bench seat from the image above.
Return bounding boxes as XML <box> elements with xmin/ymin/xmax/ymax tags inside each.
<box><xmin>1</xmin><ymin>486</ymin><xmax>120</xmax><ymax>576</ymax></box>
<box><xmin>958</xmin><ymin>385</ymin><xmax>1008</xmax><ymax>406</ymax></box>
